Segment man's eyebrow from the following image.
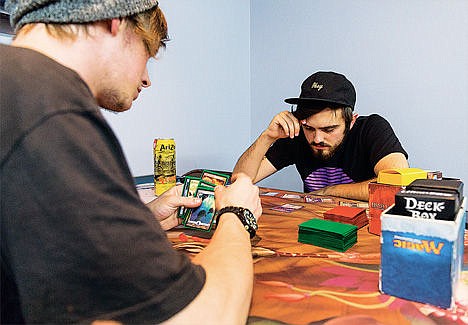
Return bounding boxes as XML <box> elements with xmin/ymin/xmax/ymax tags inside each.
<box><xmin>302</xmin><ymin>123</ymin><xmax>340</xmax><ymax>130</ymax></box>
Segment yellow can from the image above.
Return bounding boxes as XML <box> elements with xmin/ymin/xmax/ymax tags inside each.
<box><xmin>153</xmin><ymin>138</ymin><xmax>176</xmax><ymax>196</ymax></box>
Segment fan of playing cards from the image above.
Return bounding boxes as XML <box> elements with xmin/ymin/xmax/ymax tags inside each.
<box><xmin>177</xmin><ymin>170</ymin><xmax>231</xmax><ymax>232</ymax></box>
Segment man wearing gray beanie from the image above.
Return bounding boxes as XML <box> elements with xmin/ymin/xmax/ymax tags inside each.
<box><xmin>1</xmin><ymin>1</ymin><xmax>261</xmax><ymax>324</ymax></box>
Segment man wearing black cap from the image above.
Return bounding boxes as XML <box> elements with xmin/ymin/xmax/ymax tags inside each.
<box><xmin>234</xmin><ymin>71</ymin><xmax>409</xmax><ymax>201</ymax></box>
<box><xmin>1</xmin><ymin>1</ymin><xmax>261</xmax><ymax>324</ymax></box>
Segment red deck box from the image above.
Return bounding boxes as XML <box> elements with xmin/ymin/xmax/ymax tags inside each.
<box><xmin>368</xmin><ymin>182</ymin><xmax>403</xmax><ymax>235</ymax></box>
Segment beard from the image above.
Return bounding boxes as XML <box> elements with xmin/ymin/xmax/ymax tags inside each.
<box><xmin>310</xmin><ymin>132</ymin><xmax>348</xmax><ymax>161</ymax></box>
<box><xmin>311</xmin><ymin>142</ymin><xmax>338</xmax><ymax>161</ymax></box>
<box><xmin>97</xmin><ymin>88</ymin><xmax>131</xmax><ymax>112</ymax></box>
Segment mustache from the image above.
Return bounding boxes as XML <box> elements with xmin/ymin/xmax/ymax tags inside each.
<box><xmin>310</xmin><ymin>141</ymin><xmax>331</xmax><ymax>147</ymax></box>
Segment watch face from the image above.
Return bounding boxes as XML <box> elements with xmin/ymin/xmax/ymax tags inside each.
<box><xmin>217</xmin><ymin>207</ymin><xmax>257</xmax><ymax>238</ymax></box>
<box><xmin>243</xmin><ymin>210</ymin><xmax>258</xmax><ymax>230</ymax></box>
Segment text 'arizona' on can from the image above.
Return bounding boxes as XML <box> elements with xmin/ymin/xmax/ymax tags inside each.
<box><xmin>153</xmin><ymin>138</ymin><xmax>176</xmax><ymax>196</ymax></box>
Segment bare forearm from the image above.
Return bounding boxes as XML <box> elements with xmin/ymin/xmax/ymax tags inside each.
<box><xmin>312</xmin><ymin>179</ymin><xmax>376</xmax><ymax>201</ymax></box>
<box><xmin>233</xmin><ymin>131</ymin><xmax>275</xmax><ymax>182</ymax></box>
<box><xmin>196</xmin><ymin>214</ymin><xmax>253</xmax><ymax>322</ymax></box>
<box><xmin>163</xmin><ymin>214</ymin><xmax>253</xmax><ymax>324</ymax></box>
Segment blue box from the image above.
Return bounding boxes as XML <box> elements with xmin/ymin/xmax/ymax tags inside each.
<box><xmin>379</xmin><ymin>198</ymin><xmax>466</xmax><ymax>309</ymax></box>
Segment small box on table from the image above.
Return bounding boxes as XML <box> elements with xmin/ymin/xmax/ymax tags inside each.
<box><xmin>379</xmin><ymin>198</ymin><xmax>466</xmax><ymax>309</ymax></box>
<box><xmin>393</xmin><ymin>179</ymin><xmax>464</xmax><ymax>221</ymax></box>
<box><xmin>368</xmin><ymin>168</ymin><xmax>428</xmax><ymax>236</ymax></box>
<box><xmin>377</xmin><ymin>168</ymin><xmax>427</xmax><ymax>186</ymax></box>
<box><xmin>368</xmin><ymin>182</ymin><xmax>403</xmax><ymax>235</ymax></box>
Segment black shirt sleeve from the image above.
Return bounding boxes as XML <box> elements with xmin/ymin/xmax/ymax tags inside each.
<box><xmin>265</xmin><ymin>137</ymin><xmax>297</xmax><ymax>171</ymax></box>
<box><xmin>2</xmin><ymin>111</ymin><xmax>205</xmax><ymax>324</ymax></box>
<box><xmin>361</xmin><ymin>114</ymin><xmax>408</xmax><ymax>168</ymax></box>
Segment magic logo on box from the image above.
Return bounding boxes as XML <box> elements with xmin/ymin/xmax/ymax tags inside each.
<box><xmin>392</xmin><ymin>235</ymin><xmax>446</xmax><ymax>256</ymax></box>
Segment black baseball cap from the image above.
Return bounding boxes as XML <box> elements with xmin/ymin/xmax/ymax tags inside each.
<box><xmin>285</xmin><ymin>71</ymin><xmax>356</xmax><ymax>120</ymax></box>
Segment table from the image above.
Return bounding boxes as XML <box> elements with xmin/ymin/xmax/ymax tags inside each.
<box><xmin>139</xmin><ymin>184</ymin><xmax>468</xmax><ymax>324</ymax></box>
<box><xmin>246</xmin><ymin>188</ymin><xmax>467</xmax><ymax>325</ymax></box>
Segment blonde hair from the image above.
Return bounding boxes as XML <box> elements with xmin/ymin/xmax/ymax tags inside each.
<box><xmin>17</xmin><ymin>6</ymin><xmax>168</xmax><ymax>58</ymax></box>
<box><xmin>127</xmin><ymin>6</ymin><xmax>168</xmax><ymax>57</ymax></box>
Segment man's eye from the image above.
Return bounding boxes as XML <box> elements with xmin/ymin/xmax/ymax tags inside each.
<box><xmin>323</xmin><ymin>128</ymin><xmax>336</xmax><ymax>133</ymax></box>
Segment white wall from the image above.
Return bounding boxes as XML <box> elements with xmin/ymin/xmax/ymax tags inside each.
<box><xmin>103</xmin><ymin>0</ymin><xmax>467</xmax><ymax>195</ymax></box>
<box><xmin>251</xmin><ymin>0</ymin><xmax>468</xmax><ymax>193</ymax></box>
<box><xmin>103</xmin><ymin>0</ymin><xmax>251</xmax><ymax>177</ymax></box>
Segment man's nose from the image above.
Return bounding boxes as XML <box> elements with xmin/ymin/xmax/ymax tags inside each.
<box><xmin>142</xmin><ymin>67</ymin><xmax>151</xmax><ymax>88</ymax></box>
<box><xmin>313</xmin><ymin>131</ymin><xmax>325</xmax><ymax>143</ymax></box>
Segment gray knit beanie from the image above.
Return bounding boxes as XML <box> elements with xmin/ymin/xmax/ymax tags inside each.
<box><xmin>5</xmin><ymin>0</ymin><xmax>159</xmax><ymax>32</ymax></box>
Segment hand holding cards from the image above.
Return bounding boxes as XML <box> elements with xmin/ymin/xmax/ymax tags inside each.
<box><xmin>178</xmin><ymin>170</ymin><xmax>230</xmax><ymax>232</ymax></box>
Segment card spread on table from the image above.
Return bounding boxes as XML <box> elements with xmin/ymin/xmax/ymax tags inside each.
<box><xmin>270</xmin><ymin>203</ymin><xmax>304</xmax><ymax>213</ymax></box>
<box><xmin>260</xmin><ymin>191</ymin><xmax>279</xmax><ymax>196</ymax></box>
<box><xmin>323</xmin><ymin>206</ymin><xmax>368</xmax><ymax>229</ymax></box>
<box><xmin>298</xmin><ymin>218</ymin><xmax>357</xmax><ymax>252</ymax></box>
<box><xmin>281</xmin><ymin>193</ymin><xmax>302</xmax><ymax>199</ymax></box>
<box><xmin>304</xmin><ymin>196</ymin><xmax>335</xmax><ymax>203</ymax></box>
<box><xmin>338</xmin><ymin>201</ymin><xmax>369</xmax><ymax>209</ymax></box>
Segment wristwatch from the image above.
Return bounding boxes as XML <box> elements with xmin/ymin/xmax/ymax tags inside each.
<box><xmin>216</xmin><ymin>206</ymin><xmax>258</xmax><ymax>238</ymax></box>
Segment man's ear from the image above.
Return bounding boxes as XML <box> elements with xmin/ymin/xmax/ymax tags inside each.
<box><xmin>350</xmin><ymin>113</ymin><xmax>359</xmax><ymax>129</ymax></box>
<box><xmin>110</xmin><ymin>18</ymin><xmax>123</xmax><ymax>36</ymax></box>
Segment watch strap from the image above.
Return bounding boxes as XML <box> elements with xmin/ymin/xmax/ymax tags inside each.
<box><xmin>216</xmin><ymin>206</ymin><xmax>258</xmax><ymax>238</ymax></box>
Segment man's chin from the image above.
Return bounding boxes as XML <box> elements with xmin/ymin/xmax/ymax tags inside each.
<box><xmin>100</xmin><ymin>102</ymin><xmax>132</xmax><ymax>113</ymax></box>
<box><xmin>312</xmin><ymin>149</ymin><xmax>333</xmax><ymax>161</ymax></box>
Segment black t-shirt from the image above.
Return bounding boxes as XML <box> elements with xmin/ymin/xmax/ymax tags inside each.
<box><xmin>265</xmin><ymin>114</ymin><xmax>408</xmax><ymax>192</ymax></box>
<box><xmin>0</xmin><ymin>44</ymin><xmax>205</xmax><ymax>324</ymax></box>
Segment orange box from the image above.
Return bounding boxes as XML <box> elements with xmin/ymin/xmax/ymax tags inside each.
<box><xmin>368</xmin><ymin>182</ymin><xmax>403</xmax><ymax>235</ymax></box>
<box><xmin>377</xmin><ymin>168</ymin><xmax>427</xmax><ymax>186</ymax></box>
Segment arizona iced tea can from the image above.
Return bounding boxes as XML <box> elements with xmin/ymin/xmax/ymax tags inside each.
<box><xmin>153</xmin><ymin>138</ymin><xmax>176</xmax><ymax>196</ymax></box>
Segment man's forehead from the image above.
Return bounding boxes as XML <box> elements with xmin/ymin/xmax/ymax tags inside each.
<box><xmin>302</xmin><ymin>108</ymin><xmax>345</xmax><ymax>127</ymax></box>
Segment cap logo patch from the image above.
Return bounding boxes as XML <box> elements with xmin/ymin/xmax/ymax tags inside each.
<box><xmin>311</xmin><ymin>82</ymin><xmax>323</xmax><ymax>91</ymax></box>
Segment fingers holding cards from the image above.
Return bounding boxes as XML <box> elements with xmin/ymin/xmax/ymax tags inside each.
<box><xmin>178</xmin><ymin>170</ymin><xmax>230</xmax><ymax>232</ymax></box>
<box><xmin>185</xmin><ymin>187</ymin><xmax>216</xmax><ymax>231</ymax></box>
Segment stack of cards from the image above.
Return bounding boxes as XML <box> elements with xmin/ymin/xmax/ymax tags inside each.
<box><xmin>178</xmin><ymin>170</ymin><xmax>230</xmax><ymax>232</ymax></box>
<box><xmin>298</xmin><ymin>218</ymin><xmax>357</xmax><ymax>252</ymax></box>
<box><xmin>323</xmin><ymin>206</ymin><xmax>368</xmax><ymax>229</ymax></box>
